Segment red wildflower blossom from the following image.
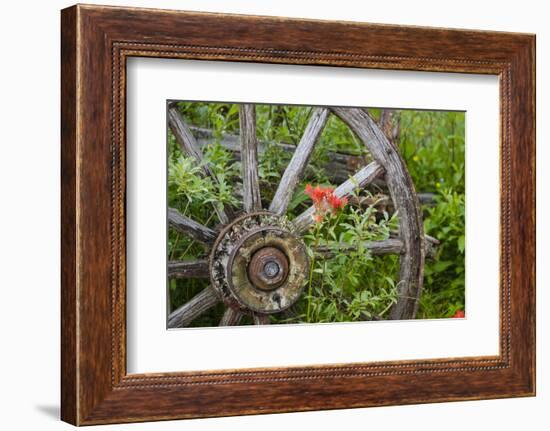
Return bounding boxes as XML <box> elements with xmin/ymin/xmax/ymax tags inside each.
<box><xmin>452</xmin><ymin>310</ymin><xmax>465</xmax><ymax>318</ymax></box>
<box><xmin>305</xmin><ymin>183</ymin><xmax>347</xmax><ymax>223</ymax></box>
<box><xmin>328</xmin><ymin>194</ymin><xmax>348</xmax><ymax>211</ymax></box>
<box><xmin>305</xmin><ymin>185</ymin><xmax>332</xmax><ymax>204</ymax></box>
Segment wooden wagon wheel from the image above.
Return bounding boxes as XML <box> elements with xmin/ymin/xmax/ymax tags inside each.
<box><xmin>167</xmin><ymin>104</ymin><xmax>425</xmax><ymax>328</ymax></box>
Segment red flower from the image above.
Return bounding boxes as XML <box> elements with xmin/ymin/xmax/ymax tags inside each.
<box><xmin>305</xmin><ymin>185</ymin><xmax>332</xmax><ymax>204</ymax></box>
<box><xmin>328</xmin><ymin>194</ymin><xmax>348</xmax><ymax>211</ymax></box>
<box><xmin>304</xmin><ymin>184</ymin><xmax>347</xmax><ymax>223</ymax></box>
<box><xmin>452</xmin><ymin>310</ymin><xmax>465</xmax><ymax>318</ymax></box>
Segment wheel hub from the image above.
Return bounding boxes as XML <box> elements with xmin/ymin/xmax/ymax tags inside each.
<box><xmin>209</xmin><ymin>212</ymin><xmax>309</xmax><ymax>314</ymax></box>
<box><xmin>248</xmin><ymin>246</ymin><xmax>289</xmax><ymax>291</ymax></box>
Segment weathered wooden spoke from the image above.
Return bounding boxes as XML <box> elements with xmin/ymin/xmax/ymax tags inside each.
<box><xmin>219</xmin><ymin>308</ymin><xmax>243</xmax><ymax>326</ymax></box>
<box><xmin>269</xmin><ymin>107</ymin><xmax>329</xmax><ymax>215</ymax></box>
<box><xmin>252</xmin><ymin>313</ymin><xmax>270</xmax><ymax>325</ymax></box>
<box><xmin>332</xmin><ymin>107</ymin><xmax>425</xmax><ymax>319</ymax></box>
<box><xmin>314</xmin><ymin>238</ymin><xmax>404</xmax><ymax>258</ymax></box>
<box><xmin>314</xmin><ymin>237</ymin><xmax>436</xmax><ymax>259</ymax></box>
<box><xmin>168</xmin><ymin>207</ymin><xmax>217</xmax><ymax>245</ymax></box>
<box><xmin>168</xmin><ymin>259</ymin><xmax>209</xmax><ymax>279</ymax></box>
<box><xmin>167</xmin><ymin>285</ymin><xmax>220</xmax><ymax>328</ymax></box>
<box><xmin>239</xmin><ymin>104</ymin><xmax>262</xmax><ymax>212</ymax></box>
<box><xmin>168</xmin><ymin>106</ymin><xmax>232</xmax><ymax>224</ymax></box>
<box><xmin>292</xmin><ymin>161</ymin><xmax>384</xmax><ymax>233</ymax></box>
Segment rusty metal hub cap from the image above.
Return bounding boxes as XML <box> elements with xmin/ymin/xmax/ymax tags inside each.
<box><xmin>209</xmin><ymin>212</ymin><xmax>310</xmax><ymax>314</ymax></box>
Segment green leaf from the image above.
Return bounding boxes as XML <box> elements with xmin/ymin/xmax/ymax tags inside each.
<box><xmin>458</xmin><ymin>235</ymin><xmax>465</xmax><ymax>253</ymax></box>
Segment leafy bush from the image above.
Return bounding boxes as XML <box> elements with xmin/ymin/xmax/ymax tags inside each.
<box><xmin>418</xmin><ymin>189</ymin><xmax>466</xmax><ymax>318</ymax></box>
<box><xmin>294</xmin><ymin>190</ymin><xmax>400</xmax><ymax>324</ymax></box>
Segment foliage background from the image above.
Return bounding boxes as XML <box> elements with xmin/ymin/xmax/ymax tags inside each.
<box><xmin>168</xmin><ymin>102</ymin><xmax>465</xmax><ymax>325</ymax></box>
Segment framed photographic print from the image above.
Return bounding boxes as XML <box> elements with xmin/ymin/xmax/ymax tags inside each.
<box><xmin>61</xmin><ymin>4</ymin><xmax>535</xmax><ymax>425</ymax></box>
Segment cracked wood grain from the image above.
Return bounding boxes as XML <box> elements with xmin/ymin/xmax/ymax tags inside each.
<box><xmin>168</xmin><ymin>260</ymin><xmax>210</xmax><ymax>278</ymax></box>
<box><xmin>168</xmin><ymin>207</ymin><xmax>217</xmax><ymax>245</ymax></box>
<box><xmin>239</xmin><ymin>104</ymin><xmax>262</xmax><ymax>212</ymax></box>
<box><xmin>168</xmin><ymin>285</ymin><xmax>220</xmax><ymax>328</ymax></box>
<box><xmin>269</xmin><ymin>107</ymin><xmax>329</xmax><ymax>215</ymax></box>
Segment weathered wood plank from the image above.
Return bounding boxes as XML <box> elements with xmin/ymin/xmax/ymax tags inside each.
<box><xmin>332</xmin><ymin>107</ymin><xmax>425</xmax><ymax>319</ymax></box>
<box><xmin>168</xmin><ymin>207</ymin><xmax>217</xmax><ymax>245</ymax></box>
<box><xmin>167</xmin><ymin>285</ymin><xmax>219</xmax><ymax>328</ymax></box>
<box><xmin>269</xmin><ymin>108</ymin><xmax>329</xmax><ymax>215</ymax></box>
<box><xmin>190</xmin><ymin>124</ymin><xmax>438</xmax><ymax>207</ymax></box>
<box><xmin>189</xmin><ymin>125</ymin><xmax>365</xmax><ymax>184</ymax></box>
<box><xmin>168</xmin><ymin>106</ymin><xmax>232</xmax><ymax>224</ymax></box>
<box><xmin>292</xmin><ymin>161</ymin><xmax>384</xmax><ymax>233</ymax></box>
<box><xmin>219</xmin><ymin>308</ymin><xmax>243</xmax><ymax>326</ymax></box>
<box><xmin>239</xmin><ymin>104</ymin><xmax>262</xmax><ymax>212</ymax></box>
<box><xmin>168</xmin><ymin>260</ymin><xmax>209</xmax><ymax>278</ymax></box>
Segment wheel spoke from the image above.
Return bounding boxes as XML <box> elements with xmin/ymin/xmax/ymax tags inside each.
<box><xmin>424</xmin><ymin>234</ymin><xmax>440</xmax><ymax>258</ymax></box>
<box><xmin>315</xmin><ymin>236</ymin><xmax>438</xmax><ymax>258</ymax></box>
<box><xmin>168</xmin><ymin>259</ymin><xmax>209</xmax><ymax>278</ymax></box>
<box><xmin>167</xmin><ymin>285</ymin><xmax>219</xmax><ymax>328</ymax></box>
<box><xmin>252</xmin><ymin>313</ymin><xmax>270</xmax><ymax>325</ymax></box>
<box><xmin>269</xmin><ymin>107</ymin><xmax>330</xmax><ymax>215</ymax></box>
<box><xmin>168</xmin><ymin>106</ymin><xmax>232</xmax><ymax>224</ymax></box>
<box><xmin>292</xmin><ymin>161</ymin><xmax>384</xmax><ymax>233</ymax></box>
<box><xmin>239</xmin><ymin>104</ymin><xmax>262</xmax><ymax>212</ymax></box>
<box><xmin>314</xmin><ymin>238</ymin><xmax>404</xmax><ymax>258</ymax></box>
<box><xmin>219</xmin><ymin>308</ymin><xmax>243</xmax><ymax>326</ymax></box>
<box><xmin>168</xmin><ymin>207</ymin><xmax>217</xmax><ymax>245</ymax></box>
